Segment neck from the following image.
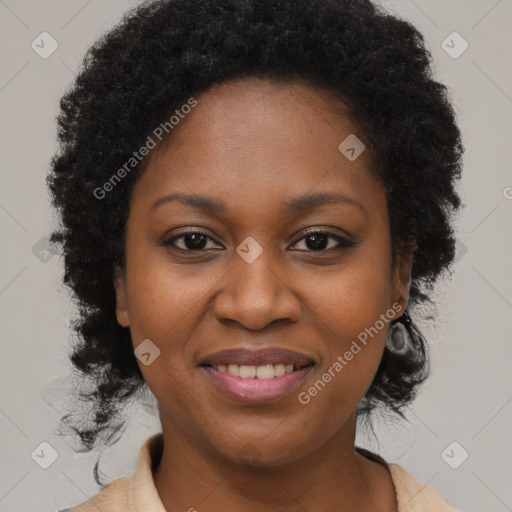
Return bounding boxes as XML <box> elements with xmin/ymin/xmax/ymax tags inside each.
<box><xmin>153</xmin><ymin>411</ymin><xmax>397</xmax><ymax>512</ymax></box>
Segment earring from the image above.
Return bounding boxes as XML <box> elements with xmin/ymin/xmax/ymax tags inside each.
<box><xmin>386</xmin><ymin>320</ymin><xmax>410</xmax><ymax>356</ymax></box>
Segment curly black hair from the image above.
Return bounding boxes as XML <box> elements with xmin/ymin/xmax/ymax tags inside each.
<box><xmin>46</xmin><ymin>0</ymin><xmax>464</xmax><ymax>472</ymax></box>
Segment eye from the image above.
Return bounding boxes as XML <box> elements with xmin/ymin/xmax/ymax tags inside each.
<box><xmin>162</xmin><ymin>228</ymin><xmax>356</xmax><ymax>253</ymax></box>
<box><xmin>162</xmin><ymin>230</ymin><xmax>222</xmax><ymax>251</ymax></box>
<box><xmin>291</xmin><ymin>230</ymin><xmax>356</xmax><ymax>252</ymax></box>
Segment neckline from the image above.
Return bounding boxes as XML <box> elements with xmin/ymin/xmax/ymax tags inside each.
<box><xmin>355</xmin><ymin>445</ymin><xmax>399</xmax><ymax>511</ymax></box>
<box><xmin>354</xmin><ymin>445</ymin><xmax>388</xmax><ymax>468</ymax></box>
<box><xmin>147</xmin><ymin>435</ymin><xmax>398</xmax><ymax>510</ymax></box>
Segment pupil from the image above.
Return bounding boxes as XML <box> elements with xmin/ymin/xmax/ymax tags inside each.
<box><xmin>306</xmin><ymin>234</ymin><xmax>328</xmax><ymax>250</ymax></box>
<box><xmin>185</xmin><ymin>233</ymin><xmax>207</xmax><ymax>250</ymax></box>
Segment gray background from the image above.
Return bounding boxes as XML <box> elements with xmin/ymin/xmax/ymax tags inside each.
<box><xmin>0</xmin><ymin>1</ymin><xmax>511</xmax><ymax>511</ymax></box>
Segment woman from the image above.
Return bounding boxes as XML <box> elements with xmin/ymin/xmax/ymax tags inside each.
<box><xmin>48</xmin><ymin>0</ymin><xmax>464</xmax><ymax>510</ymax></box>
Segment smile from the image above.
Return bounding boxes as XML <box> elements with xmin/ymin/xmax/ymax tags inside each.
<box><xmin>206</xmin><ymin>362</ymin><xmax>311</xmax><ymax>379</ymax></box>
<box><xmin>200</xmin><ymin>362</ymin><xmax>315</xmax><ymax>404</ymax></box>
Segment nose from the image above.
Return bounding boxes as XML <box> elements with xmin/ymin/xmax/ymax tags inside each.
<box><xmin>212</xmin><ymin>253</ymin><xmax>301</xmax><ymax>331</ymax></box>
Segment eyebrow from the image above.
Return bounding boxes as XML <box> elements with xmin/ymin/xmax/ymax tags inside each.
<box><xmin>150</xmin><ymin>191</ymin><xmax>366</xmax><ymax>215</ymax></box>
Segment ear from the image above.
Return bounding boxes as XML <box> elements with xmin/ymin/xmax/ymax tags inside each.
<box><xmin>113</xmin><ymin>265</ymin><xmax>130</xmax><ymax>327</ymax></box>
<box><xmin>391</xmin><ymin>241</ymin><xmax>416</xmax><ymax>317</ymax></box>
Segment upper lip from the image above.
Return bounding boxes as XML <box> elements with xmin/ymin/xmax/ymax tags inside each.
<box><xmin>200</xmin><ymin>347</ymin><xmax>316</xmax><ymax>368</ymax></box>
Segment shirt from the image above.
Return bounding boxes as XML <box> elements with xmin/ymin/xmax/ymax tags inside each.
<box><xmin>60</xmin><ymin>433</ymin><xmax>461</xmax><ymax>512</ymax></box>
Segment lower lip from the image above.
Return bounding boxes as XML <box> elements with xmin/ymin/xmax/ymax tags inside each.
<box><xmin>201</xmin><ymin>365</ymin><xmax>314</xmax><ymax>404</ymax></box>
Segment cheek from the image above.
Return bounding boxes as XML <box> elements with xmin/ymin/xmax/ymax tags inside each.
<box><xmin>123</xmin><ymin>244</ymin><xmax>218</xmax><ymax>347</ymax></box>
<box><xmin>299</xmin><ymin>259</ymin><xmax>392</xmax><ymax>409</ymax></box>
<box><xmin>123</xmin><ymin>253</ymin><xmax>214</xmax><ymax>429</ymax></box>
<box><xmin>308</xmin><ymin>256</ymin><xmax>392</xmax><ymax>346</ymax></box>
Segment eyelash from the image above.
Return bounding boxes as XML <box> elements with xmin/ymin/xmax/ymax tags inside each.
<box><xmin>162</xmin><ymin>229</ymin><xmax>356</xmax><ymax>253</ymax></box>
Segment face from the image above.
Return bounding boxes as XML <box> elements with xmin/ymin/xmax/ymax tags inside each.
<box><xmin>114</xmin><ymin>77</ymin><xmax>413</xmax><ymax>466</ymax></box>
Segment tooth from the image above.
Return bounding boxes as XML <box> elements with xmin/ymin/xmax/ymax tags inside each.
<box><xmin>256</xmin><ymin>364</ymin><xmax>275</xmax><ymax>379</ymax></box>
<box><xmin>213</xmin><ymin>363</ymin><xmax>299</xmax><ymax>377</ymax></box>
<box><xmin>227</xmin><ymin>364</ymin><xmax>240</xmax><ymax>376</ymax></box>
<box><xmin>239</xmin><ymin>365</ymin><xmax>256</xmax><ymax>378</ymax></box>
<box><xmin>274</xmin><ymin>363</ymin><xmax>285</xmax><ymax>377</ymax></box>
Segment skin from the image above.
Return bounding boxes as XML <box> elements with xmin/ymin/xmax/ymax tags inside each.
<box><xmin>114</xmin><ymin>77</ymin><xmax>415</xmax><ymax>512</ymax></box>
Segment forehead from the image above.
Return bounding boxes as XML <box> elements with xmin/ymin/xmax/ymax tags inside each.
<box><xmin>130</xmin><ymin>77</ymin><xmax>385</xmax><ymax>221</ymax></box>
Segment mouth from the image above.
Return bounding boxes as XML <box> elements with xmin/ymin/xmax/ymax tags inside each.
<box><xmin>199</xmin><ymin>362</ymin><xmax>314</xmax><ymax>379</ymax></box>
<box><xmin>198</xmin><ymin>347</ymin><xmax>316</xmax><ymax>404</ymax></box>
<box><xmin>199</xmin><ymin>346</ymin><xmax>315</xmax><ymax>369</ymax></box>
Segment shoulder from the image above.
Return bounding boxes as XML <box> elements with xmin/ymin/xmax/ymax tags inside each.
<box><xmin>58</xmin><ymin>433</ymin><xmax>164</xmax><ymax>512</ymax></box>
<box><xmin>388</xmin><ymin>463</ymin><xmax>463</xmax><ymax>512</ymax></box>
<box><xmin>58</xmin><ymin>475</ymin><xmax>131</xmax><ymax>512</ymax></box>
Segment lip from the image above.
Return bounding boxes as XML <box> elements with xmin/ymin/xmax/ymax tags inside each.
<box><xmin>201</xmin><ymin>364</ymin><xmax>315</xmax><ymax>404</ymax></box>
<box><xmin>200</xmin><ymin>347</ymin><xmax>315</xmax><ymax>367</ymax></box>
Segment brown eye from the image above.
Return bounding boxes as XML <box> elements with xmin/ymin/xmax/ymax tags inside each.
<box><xmin>292</xmin><ymin>230</ymin><xmax>356</xmax><ymax>252</ymax></box>
<box><xmin>162</xmin><ymin>231</ymin><xmax>221</xmax><ymax>251</ymax></box>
